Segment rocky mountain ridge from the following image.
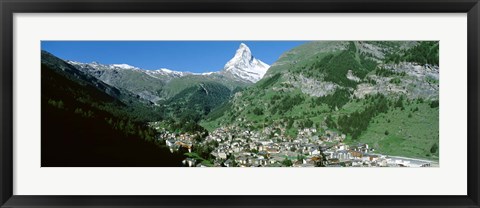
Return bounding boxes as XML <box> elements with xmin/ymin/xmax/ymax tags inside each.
<box><xmin>66</xmin><ymin>43</ymin><xmax>270</xmax><ymax>103</ymax></box>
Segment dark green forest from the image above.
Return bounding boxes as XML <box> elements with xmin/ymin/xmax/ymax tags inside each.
<box><xmin>162</xmin><ymin>82</ymin><xmax>232</xmax><ymax>122</ymax></box>
<box><xmin>299</xmin><ymin>42</ymin><xmax>378</xmax><ymax>88</ymax></box>
<box><xmin>41</xmin><ymin>63</ymin><xmax>185</xmax><ymax>166</ymax></box>
<box><xmin>337</xmin><ymin>94</ymin><xmax>390</xmax><ymax>139</ymax></box>
<box><xmin>385</xmin><ymin>41</ymin><xmax>439</xmax><ymax>65</ymax></box>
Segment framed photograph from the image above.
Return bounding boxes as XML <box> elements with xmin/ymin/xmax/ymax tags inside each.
<box><xmin>1</xmin><ymin>0</ymin><xmax>479</xmax><ymax>207</ymax></box>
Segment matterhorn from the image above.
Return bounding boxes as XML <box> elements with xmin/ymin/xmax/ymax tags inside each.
<box><xmin>221</xmin><ymin>43</ymin><xmax>270</xmax><ymax>83</ymax></box>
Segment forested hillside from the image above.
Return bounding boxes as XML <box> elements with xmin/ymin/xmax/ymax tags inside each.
<box><xmin>41</xmin><ymin>58</ymin><xmax>184</xmax><ymax>166</ymax></box>
<box><xmin>42</xmin><ymin>41</ymin><xmax>439</xmax><ymax>167</ymax></box>
<box><xmin>201</xmin><ymin>41</ymin><xmax>439</xmax><ymax>161</ymax></box>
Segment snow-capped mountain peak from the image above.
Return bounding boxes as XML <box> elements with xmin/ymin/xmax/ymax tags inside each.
<box><xmin>146</xmin><ymin>68</ymin><xmax>186</xmax><ymax>77</ymax></box>
<box><xmin>110</xmin><ymin>64</ymin><xmax>138</xmax><ymax>70</ymax></box>
<box><xmin>159</xmin><ymin>68</ymin><xmax>174</xmax><ymax>73</ymax></box>
<box><xmin>66</xmin><ymin>43</ymin><xmax>270</xmax><ymax>83</ymax></box>
<box><xmin>67</xmin><ymin>61</ymin><xmax>140</xmax><ymax>71</ymax></box>
<box><xmin>222</xmin><ymin>43</ymin><xmax>270</xmax><ymax>83</ymax></box>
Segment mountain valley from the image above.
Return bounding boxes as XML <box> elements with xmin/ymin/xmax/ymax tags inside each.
<box><xmin>42</xmin><ymin>41</ymin><xmax>439</xmax><ymax>167</ymax></box>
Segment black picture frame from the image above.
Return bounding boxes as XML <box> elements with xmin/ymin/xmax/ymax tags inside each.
<box><xmin>1</xmin><ymin>0</ymin><xmax>479</xmax><ymax>207</ymax></box>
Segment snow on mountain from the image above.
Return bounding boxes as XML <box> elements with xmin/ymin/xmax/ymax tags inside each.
<box><xmin>66</xmin><ymin>43</ymin><xmax>269</xmax><ymax>83</ymax></box>
<box><xmin>221</xmin><ymin>43</ymin><xmax>270</xmax><ymax>83</ymax></box>
<box><xmin>146</xmin><ymin>68</ymin><xmax>219</xmax><ymax>77</ymax></box>
<box><xmin>67</xmin><ymin>60</ymin><xmax>217</xmax><ymax>78</ymax></box>
<box><xmin>110</xmin><ymin>64</ymin><xmax>139</xmax><ymax>70</ymax></box>
<box><xmin>67</xmin><ymin>61</ymin><xmax>140</xmax><ymax>71</ymax></box>
<box><xmin>146</xmin><ymin>68</ymin><xmax>186</xmax><ymax>77</ymax></box>
<box><xmin>200</xmin><ymin>72</ymin><xmax>216</xmax><ymax>75</ymax></box>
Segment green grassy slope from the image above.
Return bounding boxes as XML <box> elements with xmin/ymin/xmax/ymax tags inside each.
<box><xmin>202</xmin><ymin>41</ymin><xmax>439</xmax><ymax>160</ymax></box>
<box><xmin>347</xmin><ymin>101</ymin><xmax>439</xmax><ymax>160</ymax></box>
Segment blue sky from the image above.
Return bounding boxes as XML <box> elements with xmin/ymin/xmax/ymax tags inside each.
<box><xmin>41</xmin><ymin>41</ymin><xmax>307</xmax><ymax>73</ymax></box>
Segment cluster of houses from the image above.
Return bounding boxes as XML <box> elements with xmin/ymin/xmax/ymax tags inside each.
<box><xmin>158</xmin><ymin>130</ymin><xmax>194</xmax><ymax>153</ymax></box>
<box><xmin>200</xmin><ymin>126</ymin><xmax>330</xmax><ymax>167</ymax></box>
<box><xmin>154</xmin><ymin>121</ymin><xmax>435</xmax><ymax>168</ymax></box>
